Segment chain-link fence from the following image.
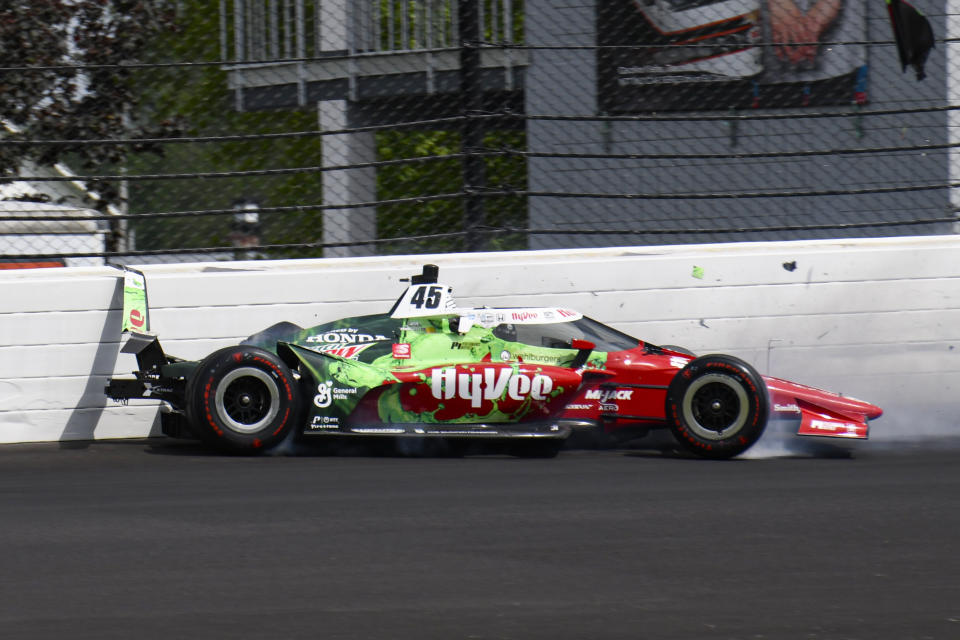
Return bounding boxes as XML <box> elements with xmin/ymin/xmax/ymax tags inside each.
<box><xmin>0</xmin><ymin>0</ymin><xmax>952</xmax><ymax>266</ymax></box>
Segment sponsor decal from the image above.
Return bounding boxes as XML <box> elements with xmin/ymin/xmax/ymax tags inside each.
<box><xmin>807</xmin><ymin>418</ymin><xmax>861</xmax><ymax>433</ymax></box>
<box><xmin>670</xmin><ymin>356</ymin><xmax>692</xmax><ymax>369</ymax></box>
<box><xmin>313</xmin><ymin>385</ymin><xmax>356</xmax><ymax>410</ymax></box>
<box><xmin>305</xmin><ymin>328</ymin><xmax>389</xmax><ymax>344</ymax></box>
<box><xmin>511</xmin><ymin>311</ymin><xmax>542</xmax><ymax>322</ymax></box>
<box><xmin>565</xmin><ymin>403</ymin><xmax>593</xmax><ymax>410</ymax></box>
<box><xmin>798</xmin><ymin>412</ymin><xmax>867</xmax><ymax>438</ymax></box>
<box><xmin>128</xmin><ymin>309</ymin><xmax>145</xmax><ymax>329</ymax></box>
<box><xmin>500</xmin><ymin>350</ymin><xmax>512</xmax><ymax>362</ymax></box>
<box><xmin>126</xmin><ymin>272</ymin><xmax>146</xmax><ymax>290</ymax></box>
<box><xmin>774</xmin><ymin>403</ymin><xmax>801</xmax><ymax>413</ymax></box>
<box><xmin>430</xmin><ymin>367</ymin><xmax>554</xmax><ymax>408</ymax></box>
<box><xmin>557</xmin><ymin>309</ymin><xmax>578</xmax><ymax>318</ymax></box>
<box><xmin>313</xmin><ymin>343</ymin><xmax>376</xmax><ymax>360</ymax></box>
<box><xmin>314</xmin><ymin>381</ymin><xmax>333</xmax><ymax>408</ymax></box>
<box><xmin>393</xmin><ymin>343</ymin><xmax>412</xmax><ymax>359</ymax></box>
<box><xmin>585</xmin><ymin>389</ymin><xmax>634</xmax><ymax>402</ymax></box>
<box><xmin>517</xmin><ymin>353</ymin><xmax>560</xmax><ymax>364</ymax></box>
<box><xmin>332</xmin><ymin>387</ymin><xmax>357</xmax><ymax>401</ymax></box>
<box><xmin>147</xmin><ymin>385</ymin><xmax>174</xmax><ymax>395</ymax></box>
<box><xmin>305</xmin><ymin>328</ymin><xmax>388</xmax><ymax>359</ymax></box>
<box><xmin>600</xmin><ymin>403</ymin><xmax>618</xmax><ymax>412</ymax></box>
<box><xmin>476</xmin><ymin>311</ymin><xmax>507</xmax><ymax>325</ymax></box>
<box><xmin>310</xmin><ymin>415</ymin><xmax>339</xmax><ymax>429</ymax></box>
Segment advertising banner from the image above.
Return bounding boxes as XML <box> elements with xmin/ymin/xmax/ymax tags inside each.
<box><xmin>596</xmin><ymin>0</ymin><xmax>868</xmax><ymax>111</ymax></box>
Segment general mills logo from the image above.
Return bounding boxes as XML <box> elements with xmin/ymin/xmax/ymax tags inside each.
<box><xmin>313</xmin><ymin>381</ymin><xmax>333</xmax><ymax>408</ymax></box>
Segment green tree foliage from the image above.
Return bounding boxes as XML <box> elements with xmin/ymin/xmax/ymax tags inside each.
<box><xmin>0</xmin><ymin>0</ymin><xmax>179</xmax><ymax>205</ymax></box>
<box><xmin>2</xmin><ymin>0</ymin><xmax>527</xmax><ymax>257</ymax></box>
<box><xmin>125</xmin><ymin>1</ymin><xmax>323</xmax><ymax>257</ymax></box>
<box><xmin>374</xmin><ymin>0</ymin><xmax>528</xmax><ymax>253</ymax></box>
<box><xmin>377</xmin><ymin>128</ymin><xmax>527</xmax><ymax>253</ymax></box>
<box><xmin>132</xmin><ymin>0</ymin><xmax>527</xmax><ymax>257</ymax></box>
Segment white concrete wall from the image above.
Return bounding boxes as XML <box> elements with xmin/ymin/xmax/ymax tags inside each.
<box><xmin>2</xmin><ymin>235</ymin><xmax>958</xmax><ymax>445</ymax></box>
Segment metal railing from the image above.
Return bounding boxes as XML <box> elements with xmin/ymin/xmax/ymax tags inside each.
<box><xmin>220</xmin><ymin>0</ymin><xmax>519</xmax><ymax>62</ymax></box>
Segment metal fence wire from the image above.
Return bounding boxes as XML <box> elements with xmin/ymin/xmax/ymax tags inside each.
<box><xmin>0</xmin><ymin>0</ymin><xmax>954</xmax><ymax>265</ymax></box>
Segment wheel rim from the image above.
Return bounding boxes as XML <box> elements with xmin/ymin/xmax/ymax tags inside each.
<box><xmin>214</xmin><ymin>367</ymin><xmax>280</xmax><ymax>434</ymax></box>
<box><xmin>681</xmin><ymin>373</ymin><xmax>749</xmax><ymax>441</ymax></box>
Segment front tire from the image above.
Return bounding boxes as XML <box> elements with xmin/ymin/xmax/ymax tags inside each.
<box><xmin>186</xmin><ymin>346</ymin><xmax>301</xmax><ymax>454</ymax></box>
<box><xmin>665</xmin><ymin>354</ymin><xmax>768</xmax><ymax>459</ymax></box>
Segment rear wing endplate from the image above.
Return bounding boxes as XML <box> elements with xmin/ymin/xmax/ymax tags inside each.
<box><xmin>109</xmin><ymin>264</ymin><xmax>167</xmax><ymax>371</ymax></box>
<box><xmin>118</xmin><ymin>266</ymin><xmax>150</xmax><ymax>333</ymax></box>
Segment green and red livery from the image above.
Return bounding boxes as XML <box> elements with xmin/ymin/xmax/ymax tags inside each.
<box><xmin>106</xmin><ymin>265</ymin><xmax>882</xmax><ymax>458</ymax></box>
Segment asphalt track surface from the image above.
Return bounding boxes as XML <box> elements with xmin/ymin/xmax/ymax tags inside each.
<box><xmin>0</xmin><ymin>438</ymin><xmax>958</xmax><ymax>640</ymax></box>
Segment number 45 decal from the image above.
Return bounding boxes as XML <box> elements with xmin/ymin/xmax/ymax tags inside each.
<box><xmin>390</xmin><ymin>281</ymin><xmax>455</xmax><ymax>318</ymax></box>
<box><xmin>410</xmin><ymin>285</ymin><xmax>443</xmax><ymax>309</ymax></box>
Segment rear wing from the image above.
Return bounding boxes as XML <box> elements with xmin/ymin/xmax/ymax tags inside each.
<box><xmin>109</xmin><ymin>265</ymin><xmax>167</xmax><ymax>371</ymax></box>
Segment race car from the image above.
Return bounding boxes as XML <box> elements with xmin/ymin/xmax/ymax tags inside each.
<box><xmin>105</xmin><ymin>264</ymin><xmax>882</xmax><ymax>458</ymax></box>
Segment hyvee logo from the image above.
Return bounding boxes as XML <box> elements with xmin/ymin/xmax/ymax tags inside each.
<box><xmin>585</xmin><ymin>389</ymin><xmax>633</xmax><ymax>402</ymax></box>
<box><xmin>430</xmin><ymin>367</ymin><xmax>553</xmax><ymax>408</ymax></box>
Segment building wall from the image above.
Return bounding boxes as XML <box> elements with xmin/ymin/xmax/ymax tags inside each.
<box><xmin>525</xmin><ymin>0</ymin><xmax>951</xmax><ymax>248</ymax></box>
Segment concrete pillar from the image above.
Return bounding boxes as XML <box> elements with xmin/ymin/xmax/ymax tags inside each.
<box><xmin>319</xmin><ymin>99</ymin><xmax>377</xmax><ymax>257</ymax></box>
<box><xmin>320</xmin><ymin>0</ymin><xmax>348</xmax><ymax>50</ymax></box>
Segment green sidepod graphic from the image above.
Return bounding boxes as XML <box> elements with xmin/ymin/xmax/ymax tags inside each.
<box><xmin>286</xmin><ymin>316</ymin><xmax>609</xmax><ymax>430</ymax></box>
<box><xmin>287</xmin><ymin>343</ymin><xmax>397</xmax><ymax>432</ymax></box>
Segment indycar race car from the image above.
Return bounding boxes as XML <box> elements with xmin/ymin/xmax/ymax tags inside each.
<box><xmin>106</xmin><ymin>265</ymin><xmax>882</xmax><ymax>458</ymax></box>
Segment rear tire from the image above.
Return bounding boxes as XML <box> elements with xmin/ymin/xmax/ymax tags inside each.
<box><xmin>665</xmin><ymin>354</ymin><xmax>768</xmax><ymax>459</ymax></box>
<box><xmin>186</xmin><ymin>346</ymin><xmax>301</xmax><ymax>454</ymax></box>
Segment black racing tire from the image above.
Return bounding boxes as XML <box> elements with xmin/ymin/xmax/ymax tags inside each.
<box><xmin>665</xmin><ymin>354</ymin><xmax>768</xmax><ymax>459</ymax></box>
<box><xmin>186</xmin><ymin>346</ymin><xmax>301</xmax><ymax>454</ymax></box>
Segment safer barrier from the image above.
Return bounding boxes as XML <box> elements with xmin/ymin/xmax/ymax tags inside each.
<box><xmin>1</xmin><ymin>236</ymin><xmax>958</xmax><ymax>444</ymax></box>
